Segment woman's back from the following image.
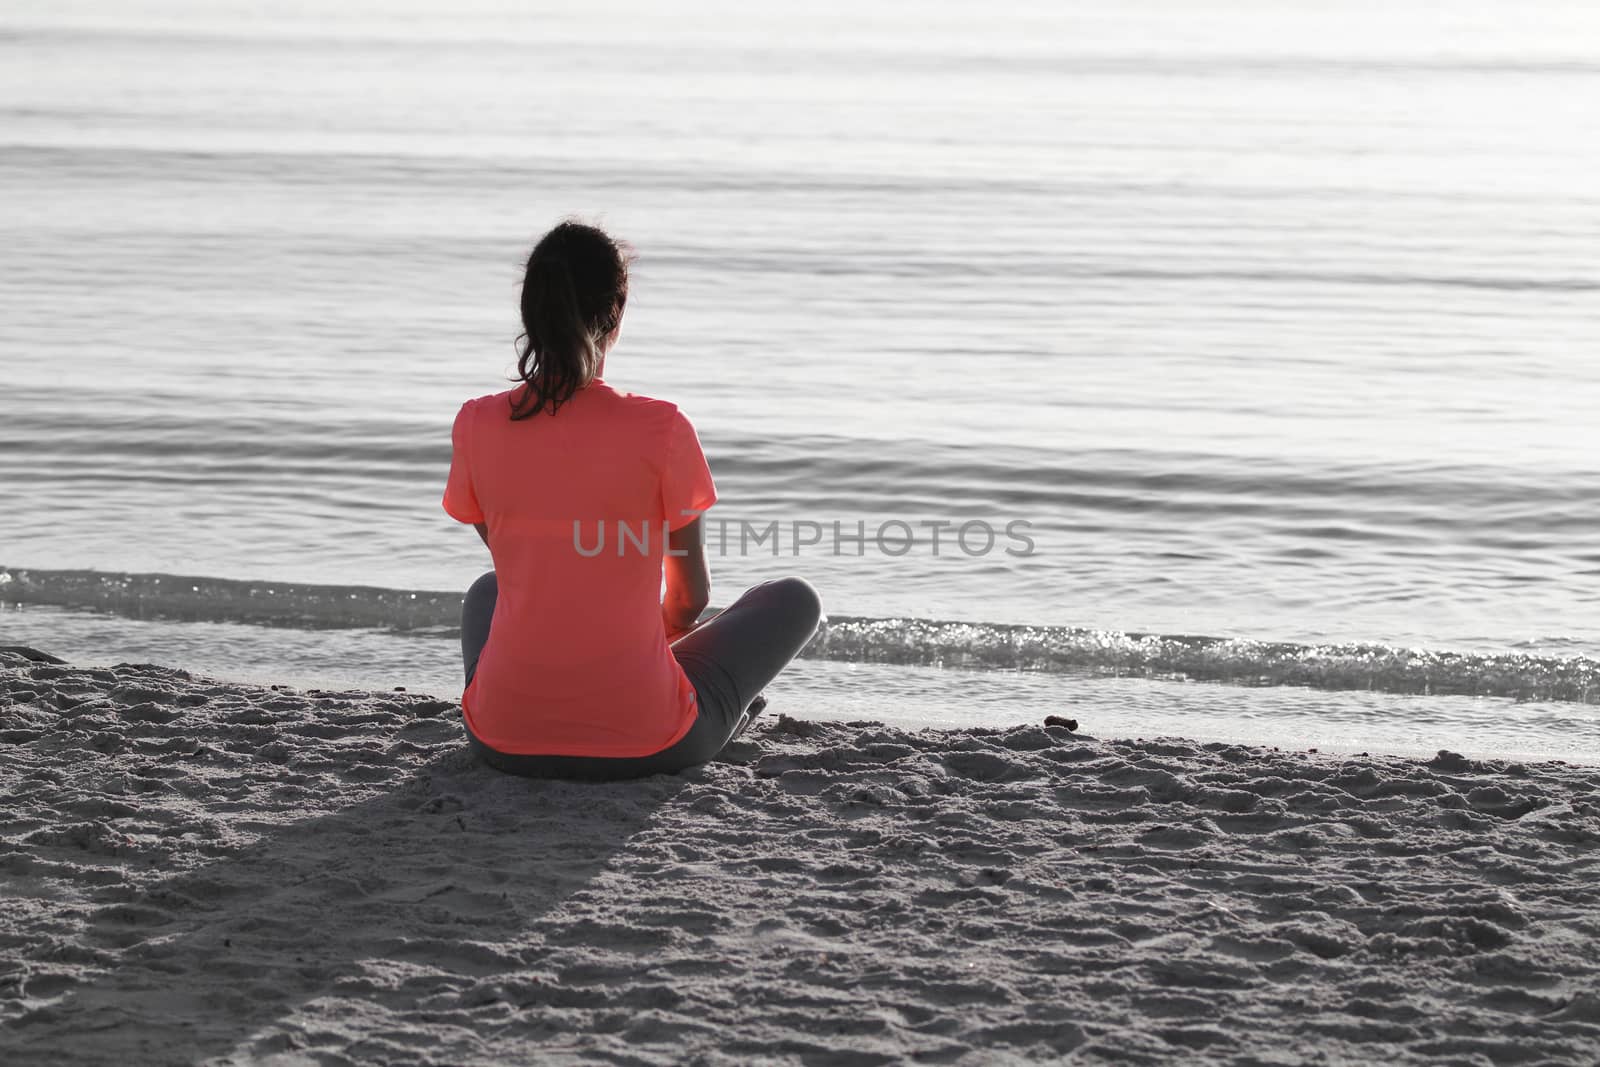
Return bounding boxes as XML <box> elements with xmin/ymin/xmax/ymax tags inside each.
<box><xmin>445</xmin><ymin>380</ymin><xmax>716</xmax><ymax>756</ymax></box>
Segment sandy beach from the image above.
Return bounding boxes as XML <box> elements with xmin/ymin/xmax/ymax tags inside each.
<box><xmin>2</xmin><ymin>646</ymin><xmax>1599</xmax><ymax>1065</ymax></box>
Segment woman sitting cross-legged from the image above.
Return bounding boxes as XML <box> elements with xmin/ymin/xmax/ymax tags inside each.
<box><xmin>443</xmin><ymin>220</ymin><xmax>823</xmax><ymax>781</ymax></box>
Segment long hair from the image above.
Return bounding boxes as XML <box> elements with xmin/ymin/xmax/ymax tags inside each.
<box><xmin>510</xmin><ymin>220</ymin><xmax>631</xmax><ymax>419</ymax></box>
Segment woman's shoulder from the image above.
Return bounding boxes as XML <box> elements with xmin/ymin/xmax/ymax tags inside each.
<box><xmin>593</xmin><ymin>382</ymin><xmax>693</xmax><ymax>426</ymax></box>
<box><xmin>454</xmin><ymin>389</ymin><xmax>517</xmax><ymax>422</ymax></box>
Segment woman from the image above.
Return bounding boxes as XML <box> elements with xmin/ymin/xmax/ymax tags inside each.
<box><xmin>442</xmin><ymin>220</ymin><xmax>823</xmax><ymax>781</ymax></box>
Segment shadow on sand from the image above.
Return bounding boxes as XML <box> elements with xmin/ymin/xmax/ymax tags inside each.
<box><xmin>6</xmin><ymin>746</ymin><xmax>694</xmax><ymax>1065</ymax></box>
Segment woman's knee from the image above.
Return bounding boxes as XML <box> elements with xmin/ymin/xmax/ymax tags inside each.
<box><xmin>461</xmin><ymin>572</ymin><xmax>499</xmax><ymax>684</ymax></box>
<box><xmin>768</xmin><ymin>576</ymin><xmax>823</xmax><ymax>629</ymax></box>
<box><xmin>464</xmin><ymin>571</ymin><xmax>498</xmax><ymax>615</ymax></box>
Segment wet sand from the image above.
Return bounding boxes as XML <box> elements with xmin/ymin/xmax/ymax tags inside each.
<box><xmin>2</xmin><ymin>648</ymin><xmax>1598</xmax><ymax>1065</ymax></box>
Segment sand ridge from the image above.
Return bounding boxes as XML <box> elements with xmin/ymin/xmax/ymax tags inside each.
<box><xmin>2</xmin><ymin>649</ymin><xmax>1599</xmax><ymax>1065</ymax></box>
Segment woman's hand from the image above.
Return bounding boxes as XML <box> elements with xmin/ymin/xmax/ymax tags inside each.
<box><xmin>665</xmin><ymin>620</ymin><xmax>703</xmax><ymax>644</ymax></box>
<box><xmin>663</xmin><ymin>516</ymin><xmax>710</xmax><ymax>640</ymax></box>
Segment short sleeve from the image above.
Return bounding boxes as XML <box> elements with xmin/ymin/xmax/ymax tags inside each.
<box><xmin>661</xmin><ymin>409</ymin><xmax>717</xmax><ymax>530</ymax></box>
<box><xmin>442</xmin><ymin>402</ymin><xmax>485</xmax><ymax>525</ymax></box>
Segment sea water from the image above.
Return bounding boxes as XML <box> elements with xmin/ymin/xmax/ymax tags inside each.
<box><xmin>3</xmin><ymin>0</ymin><xmax>1598</xmax><ymax>759</ymax></box>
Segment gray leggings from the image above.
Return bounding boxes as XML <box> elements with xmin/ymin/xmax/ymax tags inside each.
<box><xmin>460</xmin><ymin>575</ymin><xmax>823</xmax><ymax>781</ymax></box>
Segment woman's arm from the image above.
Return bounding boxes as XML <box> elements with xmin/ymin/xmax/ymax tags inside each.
<box><xmin>473</xmin><ymin>522</ymin><xmax>490</xmax><ymax>549</ymax></box>
<box><xmin>663</xmin><ymin>516</ymin><xmax>711</xmax><ymax>641</ymax></box>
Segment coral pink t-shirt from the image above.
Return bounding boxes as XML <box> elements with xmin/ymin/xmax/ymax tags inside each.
<box><xmin>442</xmin><ymin>380</ymin><xmax>718</xmax><ymax>757</ymax></box>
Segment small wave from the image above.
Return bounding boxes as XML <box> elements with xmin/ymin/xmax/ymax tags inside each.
<box><xmin>812</xmin><ymin>618</ymin><xmax>1600</xmax><ymax>705</ymax></box>
<box><xmin>3</xmin><ymin>567</ymin><xmax>1596</xmax><ymax>705</ymax></box>
<box><xmin>0</xmin><ymin>568</ymin><xmax>460</xmax><ymax>632</ymax></box>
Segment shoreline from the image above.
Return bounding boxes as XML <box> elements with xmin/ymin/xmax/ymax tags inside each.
<box><xmin>3</xmin><ymin>648</ymin><xmax>1600</xmax><ymax>1064</ymax></box>
<box><xmin>10</xmin><ymin>610</ymin><xmax>1600</xmax><ymax>768</ymax></box>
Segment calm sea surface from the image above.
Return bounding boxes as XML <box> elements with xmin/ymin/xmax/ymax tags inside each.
<box><xmin>4</xmin><ymin>1</ymin><xmax>1599</xmax><ymax>757</ymax></box>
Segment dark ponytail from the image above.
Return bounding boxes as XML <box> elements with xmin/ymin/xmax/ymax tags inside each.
<box><xmin>510</xmin><ymin>220</ymin><xmax>631</xmax><ymax>419</ymax></box>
